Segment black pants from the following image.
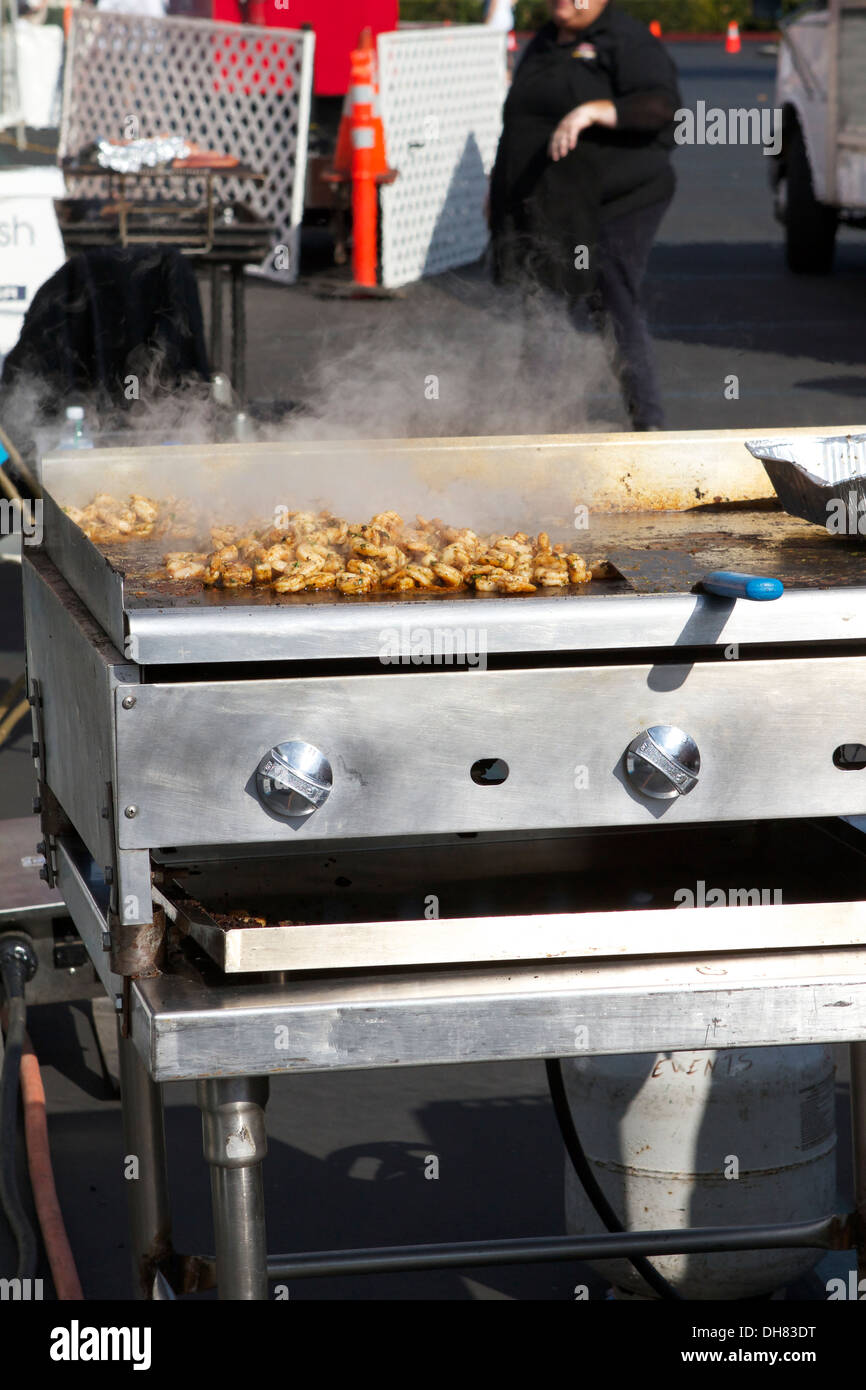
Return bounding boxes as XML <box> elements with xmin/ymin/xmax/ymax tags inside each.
<box><xmin>577</xmin><ymin>195</ymin><xmax>670</xmax><ymax>430</ymax></box>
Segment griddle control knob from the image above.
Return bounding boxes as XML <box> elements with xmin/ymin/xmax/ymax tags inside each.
<box><xmin>256</xmin><ymin>740</ymin><xmax>333</xmax><ymax>818</ymax></box>
<box><xmin>624</xmin><ymin>725</ymin><xmax>700</xmax><ymax>800</ymax></box>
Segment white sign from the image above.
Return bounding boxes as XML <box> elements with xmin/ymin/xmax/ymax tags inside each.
<box><xmin>0</xmin><ymin>166</ymin><xmax>66</xmax><ymax>358</ymax></box>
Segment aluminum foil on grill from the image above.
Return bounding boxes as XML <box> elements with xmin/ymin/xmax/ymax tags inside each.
<box><xmin>745</xmin><ymin>433</ymin><xmax>866</xmax><ymax>540</ymax></box>
<box><xmin>95</xmin><ymin>136</ymin><xmax>192</xmax><ymax>174</ymax></box>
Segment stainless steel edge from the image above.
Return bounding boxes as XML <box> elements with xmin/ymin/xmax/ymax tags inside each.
<box><xmin>116</xmin><ymin>849</ymin><xmax>156</xmax><ymax>929</ymax></box>
<box><xmin>126</xmin><ymin>585</ymin><xmax>866</xmax><ymax>664</ymax></box>
<box><xmin>55</xmin><ymin>836</ymin><xmax>124</xmax><ymax>1001</ymax></box>
<box><xmin>40</xmin><ymin>493</ymin><xmax>128</xmax><ymax>654</ymax></box>
<box><xmin>130</xmin><ymin>947</ymin><xmax>866</xmax><ymax>1081</ymax></box>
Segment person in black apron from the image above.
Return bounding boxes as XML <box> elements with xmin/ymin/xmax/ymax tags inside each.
<box><xmin>488</xmin><ymin>0</ymin><xmax>681</xmax><ymax>430</ymax></box>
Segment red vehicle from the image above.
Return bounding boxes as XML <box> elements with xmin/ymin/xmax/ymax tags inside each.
<box><xmin>210</xmin><ymin>1</ymin><xmax>398</xmax><ymax>96</ymax></box>
<box><xmin>169</xmin><ymin>0</ymin><xmax>399</xmax><ymax>233</ymax></box>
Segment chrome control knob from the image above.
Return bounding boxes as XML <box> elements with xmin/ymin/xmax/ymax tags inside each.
<box><xmin>624</xmin><ymin>725</ymin><xmax>700</xmax><ymax>800</ymax></box>
<box><xmin>256</xmin><ymin>741</ymin><xmax>332</xmax><ymax>818</ymax></box>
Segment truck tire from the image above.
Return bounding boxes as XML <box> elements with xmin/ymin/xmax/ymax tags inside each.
<box><xmin>784</xmin><ymin>121</ymin><xmax>838</xmax><ymax>273</ymax></box>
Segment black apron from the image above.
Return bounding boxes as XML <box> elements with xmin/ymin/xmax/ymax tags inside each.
<box><xmin>490</xmin><ymin>25</ymin><xmax>614</xmax><ymax>301</ymax></box>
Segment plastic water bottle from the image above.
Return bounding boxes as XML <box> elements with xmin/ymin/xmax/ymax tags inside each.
<box><xmin>58</xmin><ymin>405</ymin><xmax>94</xmax><ymax>450</ymax></box>
<box><xmin>233</xmin><ymin>410</ymin><xmax>256</xmax><ymax>442</ymax></box>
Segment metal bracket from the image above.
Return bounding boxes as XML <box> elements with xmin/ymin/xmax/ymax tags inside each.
<box><xmin>28</xmin><ymin>678</ymin><xmax>70</xmax><ymax>889</ymax></box>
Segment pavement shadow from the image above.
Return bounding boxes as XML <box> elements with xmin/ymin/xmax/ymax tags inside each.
<box><xmin>257</xmin><ymin>1088</ymin><xmax>577</xmax><ymax>1300</ymax></box>
<box><xmin>27</xmin><ymin>1000</ymin><xmax>117</xmax><ymax>1103</ymax></box>
<box><xmin>156</xmin><ymin>1082</ymin><xmax>587</xmax><ymax>1301</ymax></box>
<box><xmin>27</xmin><ymin>1070</ymin><xmax>582</xmax><ymax>1300</ymax></box>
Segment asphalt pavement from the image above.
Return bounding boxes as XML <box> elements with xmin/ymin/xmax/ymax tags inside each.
<box><xmin>0</xmin><ymin>39</ymin><xmax>860</xmax><ymax>1301</ymax></box>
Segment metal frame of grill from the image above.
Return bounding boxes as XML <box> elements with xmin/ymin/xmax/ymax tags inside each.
<box><xmin>20</xmin><ymin>426</ymin><xmax>866</xmax><ymax>1299</ymax></box>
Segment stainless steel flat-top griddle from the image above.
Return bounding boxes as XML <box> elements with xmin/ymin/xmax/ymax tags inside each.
<box><xmin>38</xmin><ymin>432</ymin><xmax>866</xmax><ymax>665</ymax></box>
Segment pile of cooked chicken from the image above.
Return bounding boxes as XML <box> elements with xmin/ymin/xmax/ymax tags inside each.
<box><xmin>66</xmin><ymin>495</ymin><xmax>592</xmax><ymax>595</ymax></box>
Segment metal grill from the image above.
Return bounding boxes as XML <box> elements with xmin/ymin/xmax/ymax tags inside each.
<box><xmin>58</xmin><ymin>10</ymin><xmax>314</xmax><ymax>279</ymax></box>
<box><xmin>20</xmin><ymin>429</ymin><xmax>866</xmax><ymax>1298</ymax></box>
<box><xmin>377</xmin><ymin>26</ymin><xmax>506</xmax><ymax>289</ymax></box>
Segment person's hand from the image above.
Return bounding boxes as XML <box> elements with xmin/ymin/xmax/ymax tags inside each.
<box><xmin>548</xmin><ymin>100</ymin><xmax>617</xmax><ymax>161</ymax></box>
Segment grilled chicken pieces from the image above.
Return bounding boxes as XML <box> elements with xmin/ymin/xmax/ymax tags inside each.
<box><xmin>70</xmin><ymin>496</ymin><xmax>592</xmax><ymax>596</ymax></box>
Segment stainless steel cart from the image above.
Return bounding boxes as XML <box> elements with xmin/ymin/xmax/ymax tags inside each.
<box><xmin>20</xmin><ymin>427</ymin><xmax>866</xmax><ymax>1298</ymax></box>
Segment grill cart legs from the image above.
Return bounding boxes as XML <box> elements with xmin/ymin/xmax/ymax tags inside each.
<box><xmin>208</xmin><ymin>263</ymin><xmax>250</xmax><ymax>404</ymax></box>
<box><xmin>850</xmin><ymin>1040</ymin><xmax>866</xmax><ymax>1283</ymax></box>
<box><xmin>209</xmin><ymin>264</ymin><xmax>224</xmax><ymax>378</ymax></box>
<box><xmin>197</xmin><ymin>1076</ymin><xmax>270</xmax><ymax>1301</ymax></box>
<box><xmin>118</xmin><ymin>1023</ymin><xmax>172</xmax><ymax>1300</ymax></box>
<box><xmin>230</xmin><ymin>264</ymin><xmax>247</xmax><ymax>404</ymax></box>
<box><xmin>118</xmin><ymin>1025</ymin><xmax>270</xmax><ymax>1299</ymax></box>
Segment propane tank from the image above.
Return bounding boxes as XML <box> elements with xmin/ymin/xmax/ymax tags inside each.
<box><xmin>563</xmin><ymin>1045</ymin><xmax>836</xmax><ymax>1300</ymax></box>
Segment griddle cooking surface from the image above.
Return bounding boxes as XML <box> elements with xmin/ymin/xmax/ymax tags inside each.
<box><xmin>97</xmin><ymin>507</ymin><xmax>866</xmax><ymax>612</ymax></box>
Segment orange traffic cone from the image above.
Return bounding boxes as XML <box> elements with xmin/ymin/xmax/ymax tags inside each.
<box><xmin>326</xmin><ymin>30</ymin><xmax>392</xmax><ymax>184</ymax></box>
<box><xmin>345</xmin><ymin>30</ymin><xmax>397</xmax><ymax>288</ymax></box>
<box><xmin>330</xmin><ymin>91</ymin><xmax>353</xmax><ymax>179</ymax></box>
<box><xmin>649</xmin><ymin>19</ymin><xmax>662</xmax><ymax>37</ymax></box>
<box><xmin>725</xmin><ymin>21</ymin><xmax>741</xmax><ymax>53</ymax></box>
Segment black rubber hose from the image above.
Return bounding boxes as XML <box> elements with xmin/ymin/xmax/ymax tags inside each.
<box><xmin>545</xmin><ymin>1057</ymin><xmax>681</xmax><ymax>1301</ymax></box>
<box><xmin>0</xmin><ymin>955</ymin><xmax>38</xmax><ymax>1281</ymax></box>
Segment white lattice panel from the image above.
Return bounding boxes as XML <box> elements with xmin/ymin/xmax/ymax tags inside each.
<box><xmin>377</xmin><ymin>27</ymin><xmax>506</xmax><ymax>290</ymax></box>
<box><xmin>59</xmin><ymin>10</ymin><xmax>313</xmax><ymax>278</ymax></box>
<box><xmin>0</xmin><ymin>2</ymin><xmax>24</xmax><ymax>138</ymax></box>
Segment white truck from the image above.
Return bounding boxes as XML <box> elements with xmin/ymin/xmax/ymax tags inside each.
<box><xmin>772</xmin><ymin>0</ymin><xmax>866</xmax><ymax>271</ymax></box>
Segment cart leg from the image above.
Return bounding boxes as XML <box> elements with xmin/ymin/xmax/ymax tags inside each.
<box><xmin>209</xmin><ymin>263</ymin><xmax>224</xmax><ymax>375</ymax></box>
<box><xmin>197</xmin><ymin>1076</ymin><xmax>269</xmax><ymax>1300</ymax></box>
<box><xmin>850</xmin><ymin>1040</ymin><xmax>866</xmax><ymax>1281</ymax></box>
<box><xmin>230</xmin><ymin>263</ymin><xmax>247</xmax><ymax>404</ymax></box>
<box><xmin>117</xmin><ymin>1021</ymin><xmax>172</xmax><ymax>1300</ymax></box>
